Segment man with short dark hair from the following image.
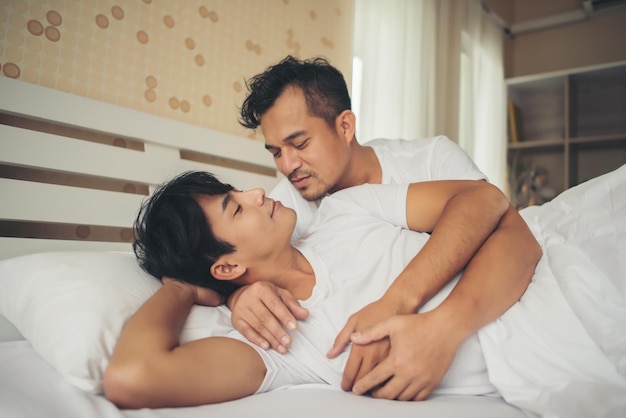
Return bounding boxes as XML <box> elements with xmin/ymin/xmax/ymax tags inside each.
<box><xmin>227</xmin><ymin>56</ymin><xmax>536</xmax><ymax>399</ymax></box>
<box><xmin>106</xmin><ymin>171</ymin><xmax>540</xmax><ymax>407</ymax></box>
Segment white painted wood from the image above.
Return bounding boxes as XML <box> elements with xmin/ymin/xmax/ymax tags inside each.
<box><xmin>0</xmin><ymin>77</ymin><xmax>282</xmax><ymax>260</ymax></box>
<box><xmin>0</xmin><ymin>178</ymin><xmax>144</xmax><ymax>227</ymax></box>
<box><xmin>0</xmin><ymin>77</ymin><xmax>274</xmax><ymax>170</ymax></box>
<box><xmin>0</xmin><ymin>124</ymin><xmax>278</xmax><ymax>191</ymax></box>
<box><xmin>506</xmin><ymin>60</ymin><xmax>626</xmax><ymax>85</ymax></box>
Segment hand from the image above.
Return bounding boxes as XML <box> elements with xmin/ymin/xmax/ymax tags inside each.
<box><xmin>229</xmin><ymin>282</ymin><xmax>309</xmax><ymax>353</ymax></box>
<box><xmin>327</xmin><ymin>298</ymin><xmax>397</xmax><ymax>391</ymax></box>
<box><xmin>349</xmin><ymin>312</ymin><xmax>460</xmax><ymax>401</ymax></box>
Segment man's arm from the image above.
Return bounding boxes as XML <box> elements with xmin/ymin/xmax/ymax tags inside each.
<box><xmin>389</xmin><ymin>180</ymin><xmax>535</xmax><ymax>317</ymax></box>
<box><xmin>329</xmin><ymin>181</ymin><xmax>541</xmax><ymax>399</ymax></box>
<box><xmin>104</xmin><ymin>278</ymin><xmax>266</xmax><ymax>408</ymax></box>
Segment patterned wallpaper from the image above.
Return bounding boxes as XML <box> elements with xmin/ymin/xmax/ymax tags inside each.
<box><xmin>0</xmin><ymin>0</ymin><xmax>355</xmax><ymax>140</ymax></box>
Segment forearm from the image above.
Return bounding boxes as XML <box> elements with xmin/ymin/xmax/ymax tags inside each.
<box><xmin>110</xmin><ymin>282</ymin><xmax>194</xmax><ymax>360</ymax></box>
<box><xmin>226</xmin><ymin>284</ymin><xmax>246</xmax><ymax>310</ymax></box>
<box><xmin>432</xmin><ymin>204</ymin><xmax>541</xmax><ymax>341</ymax></box>
<box><xmin>105</xmin><ymin>282</ymin><xmax>265</xmax><ymax>408</ymax></box>
<box><xmin>385</xmin><ymin>182</ymin><xmax>509</xmax><ymax>312</ymax></box>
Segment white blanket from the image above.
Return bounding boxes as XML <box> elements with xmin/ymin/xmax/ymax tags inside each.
<box><xmin>478</xmin><ymin>165</ymin><xmax>626</xmax><ymax>418</ymax></box>
<box><xmin>0</xmin><ymin>340</ymin><xmax>526</xmax><ymax>418</ymax></box>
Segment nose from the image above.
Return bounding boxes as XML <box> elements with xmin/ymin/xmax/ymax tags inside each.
<box><xmin>241</xmin><ymin>188</ymin><xmax>266</xmax><ymax>206</ymax></box>
<box><xmin>277</xmin><ymin>148</ymin><xmax>302</xmax><ymax>177</ymax></box>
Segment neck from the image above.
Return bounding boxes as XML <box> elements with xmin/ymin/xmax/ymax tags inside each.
<box><xmin>330</xmin><ymin>141</ymin><xmax>382</xmax><ymax>193</ymax></box>
<box><xmin>244</xmin><ymin>246</ymin><xmax>315</xmax><ymax>300</ymax></box>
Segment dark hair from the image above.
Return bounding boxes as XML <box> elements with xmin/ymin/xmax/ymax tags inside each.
<box><xmin>239</xmin><ymin>55</ymin><xmax>351</xmax><ymax>130</ymax></box>
<box><xmin>133</xmin><ymin>171</ymin><xmax>240</xmax><ymax>296</ymax></box>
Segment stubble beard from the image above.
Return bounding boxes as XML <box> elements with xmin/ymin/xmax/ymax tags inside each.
<box><xmin>292</xmin><ymin>171</ymin><xmax>332</xmax><ymax>202</ymax></box>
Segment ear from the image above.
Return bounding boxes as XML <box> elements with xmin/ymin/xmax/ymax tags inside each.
<box><xmin>336</xmin><ymin>110</ymin><xmax>356</xmax><ymax>145</ymax></box>
<box><xmin>210</xmin><ymin>256</ymin><xmax>247</xmax><ymax>282</ymax></box>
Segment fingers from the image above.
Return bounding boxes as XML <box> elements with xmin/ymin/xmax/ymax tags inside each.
<box><xmin>230</xmin><ymin>283</ymin><xmax>307</xmax><ymax>353</ymax></box>
<box><xmin>341</xmin><ymin>340</ymin><xmax>389</xmax><ymax>392</ymax></box>
<box><xmin>327</xmin><ymin>319</ymin><xmax>355</xmax><ymax>358</ymax></box>
<box><xmin>351</xmin><ymin>343</ymin><xmax>385</xmax><ymax>389</ymax></box>
<box><xmin>231</xmin><ymin>318</ymin><xmax>271</xmax><ymax>350</ymax></box>
<box><xmin>373</xmin><ymin>379</ymin><xmax>435</xmax><ymax>401</ymax></box>
<box><xmin>234</xmin><ymin>305</ymin><xmax>292</xmax><ymax>353</ymax></box>
<box><xmin>340</xmin><ymin>350</ymin><xmax>362</xmax><ymax>391</ymax></box>
<box><xmin>350</xmin><ymin>317</ymin><xmax>396</xmax><ymax>345</ymax></box>
<box><xmin>280</xmin><ymin>289</ymin><xmax>310</xmax><ymax>321</ymax></box>
<box><xmin>351</xmin><ymin>357</ymin><xmax>393</xmax><ymax>396</ymax></box>
<box><xmin>353</xmin><ymin>363</ymin><xmax>435</xmax><ymax>401</ymax></box>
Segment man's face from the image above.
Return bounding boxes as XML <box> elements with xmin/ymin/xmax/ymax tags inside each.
<box><xmin>197</xmin><ymin>188</ymin><xmax>295</xmax><ymax>269</ymax></box>
<box><xmin>260</xmin><ymin>87</ymin><xmax>350</xmax><ymax>201</ymax></box>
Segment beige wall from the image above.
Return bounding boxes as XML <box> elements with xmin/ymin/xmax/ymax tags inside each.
<box><xmin>484</xmin><ymin>0</ymin><xmax>626</xmax><ymax>78</ymax></box>
<box><xmin>0</xmin><ymin>0</ymin><xmax>355</xmax><ymax>140</ymax></box>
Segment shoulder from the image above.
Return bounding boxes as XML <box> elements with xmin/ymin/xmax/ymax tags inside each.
<box><xmin>364</xmin><ymin>137</ymin><xmax>440</xmax><ymax>154</ymax></box>
<box><xmin>326</xmin><ymin>184</ymin><xmax>408</xmax><ymax>211</ymax></box>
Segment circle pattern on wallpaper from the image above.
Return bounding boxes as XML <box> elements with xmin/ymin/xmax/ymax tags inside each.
<box><xmin>0</xmin><ymin>0</ymin><xmax>350</xmax><ymax>139</ymax></box>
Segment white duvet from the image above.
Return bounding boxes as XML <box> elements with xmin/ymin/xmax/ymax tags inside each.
<box><xmin>478</xmin><ymin>164</ymin><xmax>626</xmax><ymax>418</ymax></box>
<box><xmin>1</xmin><ymin>166</ymin><xmax>625</xmax><ymax>418</ymax></box>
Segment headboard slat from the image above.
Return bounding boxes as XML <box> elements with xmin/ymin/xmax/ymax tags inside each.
<box><xmin>0</xmin><ymin>179</ymin><xmax>144</xmax><ymax>227</ymax></box>
<box><xmin>0</xmin><ymin>77</ymin><xmax>274</xmax><ymax>170</ymax></box>
<box><xmin>0</xmin><ymin>77</ymin><xmax>280</xmax><ymax>260</ymax></box>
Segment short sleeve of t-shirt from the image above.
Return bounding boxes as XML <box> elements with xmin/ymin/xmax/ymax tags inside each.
<box><xmin>269</xmin><ymin>136</ymin><xmax>485</xmax><ymax>242</ymax></box>
<box><xmin>429</xmin><ymin>136</ymin><xmax>486</xmax><ymax>181</ymax></box>
<box><xmin>367</xmin><ymin>136</ymin><xmax>487</xmax><ymax>184</ymax></box>
<box><xmin>324</xmin><ymin>183</ymin><xmax>409</xmax><ymax>229</ymax></box>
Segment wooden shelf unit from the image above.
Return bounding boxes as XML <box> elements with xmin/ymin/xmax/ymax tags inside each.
<box><xmin>506</xmin><ymin>61</ymin><xmax>626</xmax><ymax>208</ymax></box>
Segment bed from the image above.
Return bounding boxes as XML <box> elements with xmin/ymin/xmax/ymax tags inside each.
<box><xmin>0</xmin><ymin>76</ymin><xmax>623</xmax><ymax>418</ymax></box>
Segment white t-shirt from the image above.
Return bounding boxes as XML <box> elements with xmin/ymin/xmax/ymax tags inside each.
<box><xmin>236</xmin><ymin>183</ymin><xmax>496</xmax><ymax>396</ymax></box>
<box><xmin>269</xmin><ymin>136</ymin><xmax>486</xmax><ymax>241</ymax></box>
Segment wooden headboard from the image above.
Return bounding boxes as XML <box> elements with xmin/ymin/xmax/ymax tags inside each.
<box><xmin>0</xmin><ymin>77</ymin><xmax>279</xmax><ymax>260</ymax></box>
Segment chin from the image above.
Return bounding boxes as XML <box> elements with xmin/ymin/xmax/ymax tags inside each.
<box><xmin>300</xmin><ymin>185</ymin><xmax>328</xmax><ymax>202</ymax></box>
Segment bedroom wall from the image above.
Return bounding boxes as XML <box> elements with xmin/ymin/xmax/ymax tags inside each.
<box><xmin>483</xmin><ymin>0</ymin><xmax>626</xmax><ymax>78</ymax></box>
<box><xmin>0</xmin><ymin>0</ymin><xmax>355</xmax><ymax>140</ymax></box>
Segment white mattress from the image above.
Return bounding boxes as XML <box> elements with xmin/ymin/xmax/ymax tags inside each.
<box><xmin>0</xmin><ymin>340</ymin><xmax>526</xmax><ymax>418</ymax></box>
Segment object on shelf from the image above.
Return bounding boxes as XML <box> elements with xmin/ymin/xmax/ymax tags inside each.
<box><xmin>516</xmin><ymin>165</ymin><xmax>557</xmax><ymax>209</ymax></box>
<box><xmin>507</xmin><ymin>99</ymin><xmax>523</xmax><ymax>143</ymax></box>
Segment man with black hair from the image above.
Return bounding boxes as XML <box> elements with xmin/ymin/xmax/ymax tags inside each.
<box><xmin>105</xmin><ymin>171</ymin><xmax>540</xmax><ymax>407</ymax></box>
<box><xmin>228</xmin><ymin>55</ymin><xmax>534</xmax><ymax>398</ymax></box>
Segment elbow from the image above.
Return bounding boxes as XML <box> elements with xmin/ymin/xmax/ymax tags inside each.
<box><xmin>510</xmin><ymin>205</ymin><xmax>543</xmax><ymax>282</ymax></box>
<box><xmin>529</xmin><ymin>233</ymin><xmax>543</xmax><ymax>266</ymax></box>
<box><xmin>524</xmin><ymin>236</ymin><xmax>543</xmax><ymax>293</ymax></box>
<box><xmin>103</xmin><ymin>361</ymin><xmax>153</xmax><ymax>409</ymax></box>
<box><xmin>482</xmin><ymin>182</ymin><xmax>511</xmax><ymax>219</ymax></box>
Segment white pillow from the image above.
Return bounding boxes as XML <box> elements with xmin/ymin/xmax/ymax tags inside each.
<box><xmin>0</xmin><ymin>251</ymin><xmax>233</xmax><ymax>394</ymax></box>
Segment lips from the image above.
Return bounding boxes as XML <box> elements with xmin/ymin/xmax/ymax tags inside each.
<box><xmin>290</xmin><ymin>175</ymin><xmax>310</xmax><ymax>188</ymax></box>
<box><xmin>270</xmin><ymin>199</ymin><xmax>278</xmax><ymax>217</ymax></box>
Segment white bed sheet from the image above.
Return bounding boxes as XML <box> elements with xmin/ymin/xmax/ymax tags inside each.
<box><xmin>0</xmin><ymin>340</ymin><xmax>526</xmax><ymax>418</ymax></box>
<box><xmin>478</xmin><ymin>164</ymin><xmax>626</xmax><ymax>418</ymax></box>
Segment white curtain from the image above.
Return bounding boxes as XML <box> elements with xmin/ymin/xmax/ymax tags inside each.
<box><xmin>352</xmin><ymin>0</ymin><xmax>507</xmax><ymax>191</ymax></box>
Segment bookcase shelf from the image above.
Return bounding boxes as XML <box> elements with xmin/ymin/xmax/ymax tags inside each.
<box><xmin>506</xmin><ymin>61</ymin><xmax>626</xmax><ymax>208</ymax></box>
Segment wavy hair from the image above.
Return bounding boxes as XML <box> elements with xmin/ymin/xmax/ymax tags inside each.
<box><xmin>239</xmin><ymin>55</ymin><xmax>351</xmax><ymax>130</ymax></box>
<box><xmin>133</xmin><ymin>171</ymin><xmax>240</xmax><ymax>296</ymax></box>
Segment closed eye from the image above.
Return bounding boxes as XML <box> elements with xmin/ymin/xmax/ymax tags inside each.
<box><xmin>234</xmin><ymin>204</ymin><xmax>242</xmax><ymax>217</ymax></box>
<box><xmin>294</xmin><ymin>139</ymin><xmax>309</xmax><ymax>150</ymax></box>
<box><xmin>266</xmin><ymin>147</ymin><xmax>281</xmax><ymax>158</ymax></box>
